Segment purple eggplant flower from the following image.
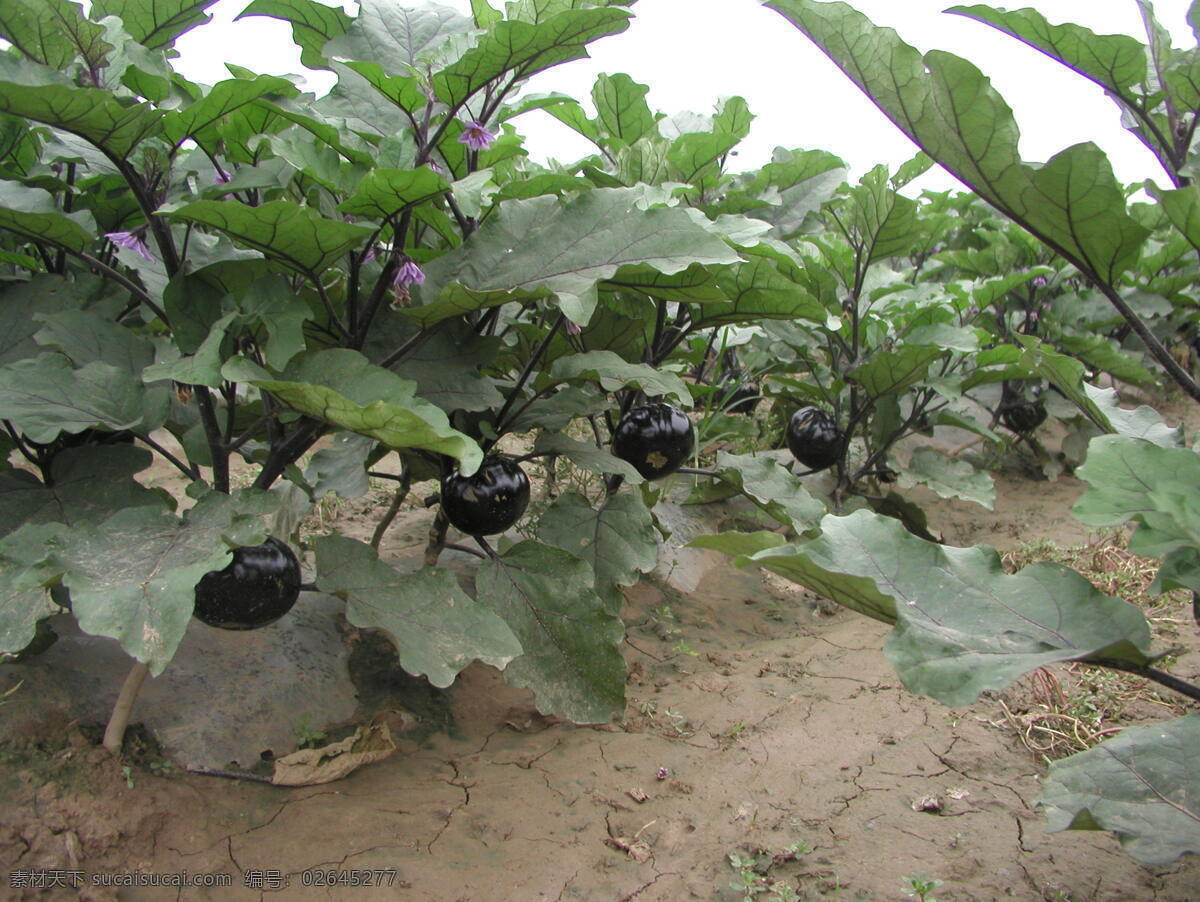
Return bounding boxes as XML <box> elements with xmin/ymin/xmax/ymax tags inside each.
<box><xmin>1031</xmin><ymin>275</ymin><xmax>1048</xmax><ymax>288</ymax></box>
<box><xmin>458</xmin><ymin>120</ymin><xmax>496</xmax><ymax>152</ymax></box>
<box><xmin>213</xmin><ymin>168</ymin><xmax>231</xmax><ymax>185</ymax></box>
<box><xmin>565</xmin><ymin>319</ymin><xmax>582</xmax><ymax>336</ymax></box>
<box><xmin>361</xmin><ymin>245</ymin><xmax>378</xmax><ymax>265</ymax></box>
<box><xmin>393</xmin><ymin>259</ymin><xmax>425</xmax><ymax>288</ymax></box>
<box><xmin>105</xmin><ymin>230</ymin><xmax>157</xmax><ymax>263</ymax></box>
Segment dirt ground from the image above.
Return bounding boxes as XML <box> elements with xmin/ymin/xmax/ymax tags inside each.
<box><xmin>2</xmin><ymin>413</ymin><xmax>1199</xmax><ymax>901</ymax></box>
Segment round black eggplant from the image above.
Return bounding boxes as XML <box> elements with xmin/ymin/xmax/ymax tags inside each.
<box><xmin>612</xmin><ymin>402</ymin><xmax>695</xmax><ymax>480</ymax></box>
<box><xmin>1000</xmin><ymin>400</ymin><xmax>1047</xmax><ymax>434</ymax></box>
<box><xmin>193</xmin><ymin>536</ymin><xmax>301</xmax><ymax>630</ymax></box>
<box><xmin>441</xmin><ymin>456</ymin><xmax>530</xmax><ymax>537</ymax></box>
<box><xmin>786</xmin><ymin>407</ymin><xmax>843</xmax><ymax>471</ymax></box>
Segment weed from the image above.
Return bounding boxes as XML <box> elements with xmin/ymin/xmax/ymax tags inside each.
<box><xmin>292</xmin><ymin>713</ymin><xmax>327</xmax><ymax>749</ymax></box>
<box><xmin>121</xmin><ymin>765</ymin><xmax>134</xmax><ymax>789</ymax></box>
<box><xmin>902</xmin><ymin>873</ymin><xmax>942</xmax><ymax>902</ymax></box>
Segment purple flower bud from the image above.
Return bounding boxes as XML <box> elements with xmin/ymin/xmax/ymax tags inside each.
<box><xmin>1031</xmin><ymin>275</ymin><xmax>1048</xmax><ymax>288</ymax></box>
<box><xmin>105</xmin><ymin>230</ymin><xmax>157</xmax><ymax>263</ymax></box>
<box><xmin>427</xmin><ymin>159</ymin><xmax>444</xmax><ymax>174</ymax></box>
<box><xmin>565</xmin><ymin>319</ymin><xmax>582</xmax><ymax>336</ymax></box>
<box><xmin>393</xmin><ymin>259</ymin><xmax>425</xmax><ymax>288</ymax></box>
<box><xmin>213</xmin><ymin>168</ymin><xmax>231</xmax><ymax>185</ymax></box>
<box><xmin>361</xmin><ymin>245</ymin><xmax>378</xmax><ymax>265</ymax></box>
<box><xmin>457</xmin><ymin>120</ymin><xmax>496</xmax><ymax>152</ymax></box>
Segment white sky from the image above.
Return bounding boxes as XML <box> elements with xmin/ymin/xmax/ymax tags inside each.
<box><xmin>172</xmin><ymin>0</ymin><xmax>1199</xmax><ymax>194</ymax></box>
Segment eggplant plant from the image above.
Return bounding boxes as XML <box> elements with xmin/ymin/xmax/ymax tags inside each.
<box><xmin>696</xmin><ymin>0</ymin><xmax>1200</xmax><ymax>866</ymax></box>
<box><xmin>0</xmin><ymin>0</ymin><xmax>1195</xmax><ymax>868</ymax></box>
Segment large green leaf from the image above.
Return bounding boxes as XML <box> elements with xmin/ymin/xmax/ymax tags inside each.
<box><xmin>545</xmin><ymin>350</ymin><xmax>690</xmax><ymax>406</ymax></box>
<box><xmin>0</xmin><ymin>56</ymin><xmax>161</xmax><ymax>158</ymax></box>
<box><xmin>0</xmin><ymin>275</ymin><xmax>89</xmax><ymax>366</ymax></box>
<box><xmin>57</xmin><ymin>491</ymin><xmax>273</xmax><ymax>674</ymax></box>
<box><xmin>1039</xmin><ymin>714</ymin><xmax>1200</xmax><ymax>866</ymax></box>
<box><xmin>323</xmin><ymin>0</ymin><xmax>474</xmax><ymax>85</ymax></box>
<box><xmin>236</xmin><ymin>0</ymin><xmax>351</xmax><ymax>68</ymax></box>
<box><xmin>766</xmin><ymin>0</ymin><xmax>1148</xmax><ymax>286</ymax></box>
<box><xmin>93</xmin><ymin>0</ymin><xmax>219</xmax><ymax>50</ymax></box>
<box><xmin>415</xmin><ymin>187</ymin><xmax>742</xmax><ymax>326</ymax></box>
<box><xmin>35</xmin><ymin>308</ymin><xmax>154</xmax><ymax>371</ymax></box>
<box><xmin>0</xmin><ymin>180</ymin><xmax>96</xmax><ymax>252</ymax></box>
<box><xmin>737</xmin><ymin>509</ymin><xmax>1154</xmax><ymax>705</ymax></box>
<box><xmin>947</xmin><ymin>5</ymin><xmax>1146</xmax><ymax>95</ymax></box>
<box><xmin>531</xmin><ymin>431</ymin><xmax>644</xmax><ymax>483</ymax></box>
<box><xmin>592</xmin><ymin>72</ymin><xmax>656</xmax><ymax>149</ymax></box>
<box><xmin>898</xmin><ymin>447</ymin><xmax>995</xmax><ymax>510</ymax></box>
<box><xmin>337</xmin><ymin>167</ymin><xmax>450</xmax><ymax>219</ymax></box>
<box><xmin>0</xmin><ymin>352</ymin><xmax>166</xmax><ymax>443</ymax></box>
<box><xmin>161</xmin><ymin>75</ymin><xmax>295</xmax><ymax>147</ymax></box>
<box><xmin>433</xmin><ymin>7</ymin><xmax>631</xmax><ymax>110</ymax></box>
<box><xmin>848</xmin><ymin>346</ymin><xmax>944</xmax><ymax>398</ymax></box>
<box><xmin>166</xmin><ymin>199</ymin><xmax>372</xmax><ymax>277</ymax></box>
<box><xmin>695</xmin><ymin>250</ymin><xmax>827</xmax><ymax>328</ymax></box>
<box><xmin>475</xmin><ymin>540</ymin><xmax>625</xmax><ymax>723</ymax></box>
<box><xmin>1074</xmin><ymin>435</ymin><xmax>1200</xmax><ymax>559</ymax></box>
<box><xmin>0</xmin><ymin>522</ymin><xmax>63</xmax><ymax>655</ymax></box>
<box><xmin>713</xmin><ymin>450</ymin><xmax>826</xmax><ymax>532</ymax></box>
<box><xmin>0</xmin><ymin>0</ymin><xmax>111</xmax><ymax>70</ymax></box>
<box><xmin>313</xmin><ymin>535</ymin><xmax>521</xmax><ymax>688</ymax></box>
<box><xmin>0</xmin><ymin>444</ymin><xmax>168</xmax><ymax>536</ymax></box>
<box><xmin>225</xmin><ymin>350</ymin><xmax>482</xmax><ymax>474</ymax></box>
<box><xmin>535</xmin><ymin>491</ymin><xmax>657</xmax><ymax>595</ymax></box>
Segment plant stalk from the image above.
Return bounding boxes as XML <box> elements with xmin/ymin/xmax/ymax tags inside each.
<box><xmin>103</xmin><ymin>660</ymin><xmax>150</xmax><ymax>755</ymax></box>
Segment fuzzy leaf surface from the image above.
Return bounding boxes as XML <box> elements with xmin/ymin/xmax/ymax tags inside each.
<box><xmin>314</xmin><ymin>535</ymin><xmax>521</xmax><ymax>688</ymax></box>
<box><xmin>475</xmin><ymin>540</ymin><xmax>625</xmax><ymax>723</ymax></box>
<box><xmin>416</xmin><ymin>188</ymin><xmax>742</xmax><ymax>326</ymax></box>
<box><xmin>226</xmin><ymin>350</ymin><xmax>482</xmax><ymax>474</ymax></box>
<box><xmin>740</xmin><ymin>509</ymin><xmax>1153</xmax><ymax>704</ymax></box>
<box><xmin>1039</xmin><ymin>715</ymin><xmax>1200</xmax><ymax>866</ymax></box>
<box><xmin>57</xmin><ymin>492</ymin><xmax>273</xmax><ymax>674</ymax></box>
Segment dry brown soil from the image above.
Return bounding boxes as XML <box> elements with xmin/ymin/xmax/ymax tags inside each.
<box><xmin>2</xmin><ymin>422</ymin><xmax>1199</xmax><ymax>902</ymax></box>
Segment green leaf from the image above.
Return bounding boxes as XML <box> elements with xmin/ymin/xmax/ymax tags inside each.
<box><xmin>741</xmin><ymin>509</ymin><xmax>1154</xmax><ymax>704</ymax></box>
<box><xmin>696</xmin><ymin>250</ymin><xmax>827</xmax><ymax>328</ymax></box>
<box><xmin>304</xmin><ymin>432</ymin><xmax>375</xmax><ymax>500</ymax></box>
<box><xmin>58</xmin><ymin>491</ymin><xmax>273</xmax><ymax>674</ymax></box>
<box><xmin>0</xmin><ymin>522</ymin><xmax>65</xmax><ymax>655</ymax></box>
<box><xmin>143</xmin><ymin>312</ymin><xmax>234</xmax><ymax>388</ymax></box>
<box><xmin>166</xmin><ymin>199</ymin><xmax>372</xmax><ymax>277</ymax></box>
<box><xmin>1074</xmin><ymin>435</ymin><xmax>1200</xmax><ymax>559</ymax></box>
<box><xmin>433</xmin><ymin>8</ymin><xmax>632</xmax><ymax>110</ymax></box>
<box><xmin>0</xmin><ymin>56</ymin><xmax>161</xmax><ymax>158</ymax></box>
<box><xmin>0</xmin><ymin>0</ymin><xmax>112</xmax><ymax>69</ymax></box>
<box><xmin>546</xmin><ymin>350</ymin><xmax>690</xmax><ymax>406</ymax></box>
<box><xmin>337</xmin><ymin>167</ymin><xmax>450</xmax><ymax>219</ymax></box>
<box><xmin>714</xmin><ymin>450</ymin><xmax>826</xmax><ymax>532</ymax></box>
<box><xmin>898</xmin><ymin>447</ymin><xmax>995</xmax><ymax>510</ymax></box>
<box><xmin>229</xmin><ymin>276</ymin><xmax>313</xmax><ymax>371</ymax></box>
<box><xmin>93</xmin><ymin>0</ymin><xmax>219</xmax><ymax>50</ymax></box>
<box><xmin>848</xmin><ymin>346</ymin><xmax>945</xmax><ymax>398</ymax></box>
<box><xmin>226</xmin><ymin>349</ymin><xmax>482</xmax><ymax>474</ymax></box>
<box><xmin>35</xmin><ymin>308</ymin><xmax>154</xmax><ymax>371</ymax></box>
<box><xmin>536</xmin><ymin>491</ymin><xmax>657</xmax><ymax>594</ymax></box>
<box><xmin>237</xmin><ymin>0</ymin><xmax>350</xmax><ymax>68</ymax></box>
<box><xmin>946</xmin><ymin>5</ymin><xmax>1146</xmax><ymax>94</ymax></box>
<box><xmin>324</xmin><ymin>0</ymin><xmax>474</xmax><ymax>80</ymax></box>
<box><xmin>766</xmin><ymin>0</ymin><xmax>1148</xmax><ymax>285</ymax></box>
<box><xmin>417</xmin><ymin>188</ymin><xmax>742</xmax><ymax>326</ymax></box>
<box><xmin>532</xmin><ymin>431</ymin><xmax>643</xmax><ymax>483</ymax></box>
<box><xmin>592</xmin><ymin>72</ymin><xmax>657</xmax><ymax>149</ymax></box>
<box><xmin>0</xmin><ymin>353</ymin><xmax>165</xmax><ymax>443</ymax></box>
<box><xmin>0</xmin><ymin>445</ymin><xmax>169</xmax><ymax>539</ymax></box>
<box><xmin>313</xmin><ymin>535</ymin><xmax>521</xmax><ymax>688</ymax></box>
<box><xmin>162</xmin><ymin>75</ymin><xmax>295</xmax><ymax>147</ymax></box>
<box><xmin>1039</xmin><ymin>714</ymin><xmax>1200</xmax><ymax>866</ymax></box>
<box><xmin>0</xmin><ymin>275</ymin><xmax>90</xmax><ymax>366</ymax></box>
<box><xmin>0</xmin><ymin>180</ymin><xmax>97</xmax><ymax>251</ymax></box>
<box><xmin>476</xmin><ymin>540</ymin><xmax>625</xmax><ymax>724</ymax></box>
